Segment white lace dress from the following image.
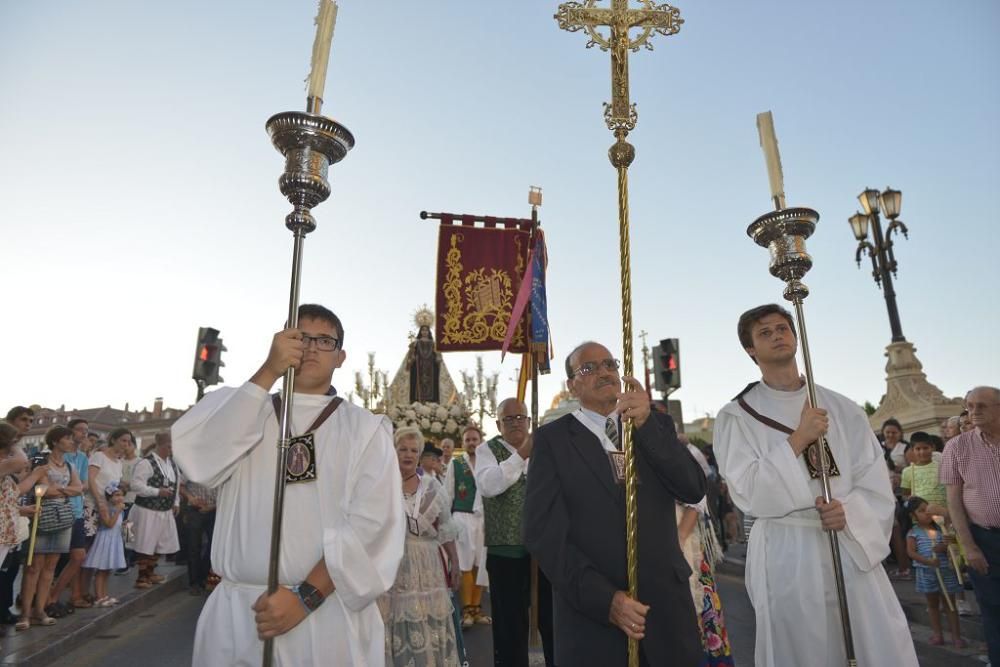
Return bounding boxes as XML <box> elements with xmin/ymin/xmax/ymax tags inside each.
<box><xmin>379</xmin><ymin>475</ymin><xmax>460</xmax><ymax>667</ymax></box>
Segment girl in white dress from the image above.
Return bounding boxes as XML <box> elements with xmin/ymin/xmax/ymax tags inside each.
<box><xmin>83</xmin><ymin>483</ymin><xmax>127</xmax><ymax>606</ymax></box>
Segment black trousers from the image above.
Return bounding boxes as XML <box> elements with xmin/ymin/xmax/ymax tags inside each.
<box><xmin>0</xmin><ymin>548</ymin><xmax>22</xmax><ymax>613</ymax></box>
<box><xmin>970</xmin><ymin>524</ymin><xmax>1000</xmax><ymax>664</ymax></box>
<box><xmin>183</xmin><ymin>509</ymin><xmax>215</xmax><ymax>586</ymax></box>
<box><xmin>485</xmin><ymin>553</ymin><xmax>555</xmax><ymax>667</ymax></box>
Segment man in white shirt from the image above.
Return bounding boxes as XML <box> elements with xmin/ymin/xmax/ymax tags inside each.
<box><xmin>172</xmin><ymin>303</ymin><xmax>404</xmax><ymax>666</ymax></box>
<box><xmin>476</xmin><ymin>398</ymin><xmax>554</xmax><ymax>666</ymax></box>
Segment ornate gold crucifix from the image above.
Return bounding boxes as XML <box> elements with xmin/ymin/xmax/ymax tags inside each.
<box><xmin>556</xmin><ymin>0</ymin><xmax>682</xmax><ymax>132</ymax></box>
<box><xmin>554</xmin><ymin>3</ymin><xmax>682</xmax><ymax>666</ymax></box>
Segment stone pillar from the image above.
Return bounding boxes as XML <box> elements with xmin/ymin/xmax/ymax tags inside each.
<box><xmin>869</xmin><ymin>341</ymin><xmax>963</xmax><ymax>436</ymax></box>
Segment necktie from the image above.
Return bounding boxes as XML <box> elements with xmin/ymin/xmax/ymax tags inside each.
<box><xmin>605</xmin><ymin>417</ymin><xmax>620</xmax><ymax>450</ymax></box>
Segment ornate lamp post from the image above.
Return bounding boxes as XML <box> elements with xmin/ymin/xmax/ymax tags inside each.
<box><xmin>848</xmin><ymin>187</ymin><xmax>909</xmax><ymax>342</ymax></box>
<box><xmin>850</xmin><ymin>188</ymin><xmax>962</xmax><ymax>434</ymax></box>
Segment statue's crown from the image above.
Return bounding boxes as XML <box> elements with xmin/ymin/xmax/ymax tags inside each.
<box><xmin>414</xmin><ymin>306</ymin><xmax>434</xmax><ymax>328</ymax></box>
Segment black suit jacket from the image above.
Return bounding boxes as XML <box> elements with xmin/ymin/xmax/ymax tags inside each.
<box><xmin>523</xmin><ymin>411</ymin><xmax>706</xmax><ymax>667</ymax></box>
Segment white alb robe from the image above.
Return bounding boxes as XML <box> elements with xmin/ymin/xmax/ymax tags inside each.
<box><xmin>172</xmin><ymin>382</ymin><xmax>405</xmax><ymax>667</ymax></box>
<box><xmin>715</xmin><ymin>381</ymin><xmax>917</xmax><ymax>667</ymax></box>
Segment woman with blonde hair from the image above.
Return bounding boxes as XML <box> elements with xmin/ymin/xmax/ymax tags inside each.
<box><xmin>379</xmin><ymin>426</ymin><xmax>461</xmax><ymax>666</ymax></box>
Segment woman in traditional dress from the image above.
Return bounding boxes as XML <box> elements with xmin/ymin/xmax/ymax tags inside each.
<box><xmin>677</xmin><ymin>500</ymin><xmax>735</xmax><ymax>667</ymax></box>
<box><xmin>379</xmin><ymin>426</ymin><xmax>461</xmax><ymax>667</ymax></box>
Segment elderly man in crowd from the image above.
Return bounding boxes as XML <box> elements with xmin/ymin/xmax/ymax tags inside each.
<box><xmin>942</xmin><ymin>386</ymin><xmax>1000</xmax><ymax>664</ymax></box>
<box><xmin>130</xmin><ymin>432</ymin><xmax>180</xmax><ymax>588</ymax></box>
<box><xmin>477</xmin><ymin>398</ymin><xmax>555</xmax><ymax>667</ymax></box>
<box><xmin>524</xmin><ymin>342</ymin><xmax>706</xmax><ymax>667</ymax></box>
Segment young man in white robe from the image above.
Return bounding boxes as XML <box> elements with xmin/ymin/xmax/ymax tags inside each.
<box><xmin>714</xmin><ymin>304</ymin><xmax>918</xmax><ymax>667</ymax></box>
<box><xmin>172</xmin><ymin>304</ymin><xmax>405</xmax><ymax>667</ymax></box>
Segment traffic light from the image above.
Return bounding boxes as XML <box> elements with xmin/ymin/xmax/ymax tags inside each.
<box><xmin>652</xmin><ymin>338</ymin><xmax>680</xmax><ymax>394</ymax></box>
<box><xmin>192</xmin><ymin>327</ymin><xmax>226</xmax><ymax>388</ymax></box>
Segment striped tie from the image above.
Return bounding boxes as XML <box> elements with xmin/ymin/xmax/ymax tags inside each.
<box><xmin>605</xmin><ymin>417</ymin><xmax>620</xmax><ymax>449</ymax></box>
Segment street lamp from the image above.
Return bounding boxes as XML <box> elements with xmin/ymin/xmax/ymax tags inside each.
<box><xmin>849</xmin><ymin>187</ymin><xmax>910</xmax><ymax>342</ymax></box>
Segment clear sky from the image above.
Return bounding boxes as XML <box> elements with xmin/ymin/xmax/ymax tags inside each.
<box><xmin>2</xmin><ymin>1</ymin><xmax>997</xmax><ymax>428</ymax></box>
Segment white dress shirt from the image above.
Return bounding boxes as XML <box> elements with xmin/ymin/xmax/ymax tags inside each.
<box><xmin>475</xmin><ymin>438</ymin><xmax>527</xmax><ymax>498</ymax></box>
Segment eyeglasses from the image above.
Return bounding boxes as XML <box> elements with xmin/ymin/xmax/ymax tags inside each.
<box><xmin>302</xmin><ymin>334</ymin><xmax>341</xmax><ymax>351</ymax></box>
<box><xmin>570</xmin><ymin>358</ymin><xmax>621</xmax><ymax>378</ymax></box>
<box><xmin>501</xmin><ymin>415</ymin><xmax>530</xmax><ymax>425</ymax></box>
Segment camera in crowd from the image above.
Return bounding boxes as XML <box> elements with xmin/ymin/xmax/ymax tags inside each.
<box><xmin>30</xmin><ymin>451</ymin><xmax>49</xmax><ymax>468</ymax></box>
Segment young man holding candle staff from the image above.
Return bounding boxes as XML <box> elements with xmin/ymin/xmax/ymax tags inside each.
<box><xmin>714</xmin><ymin>304</ymin><xmax>918</xmax><ymax>667</ymax></box>
<box><xmin>172</xmin><ymin>304</ymin><xmax>405</xmax><ymax>666</ymax></box>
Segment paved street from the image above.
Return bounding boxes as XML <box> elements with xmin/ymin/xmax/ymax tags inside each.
<box><xmin>48</xmin><ymin>566</ymin><xmax>985</xmax><ymax>666</ymax></box>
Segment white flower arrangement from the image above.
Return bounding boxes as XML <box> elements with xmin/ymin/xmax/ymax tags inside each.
<box><xmin>390</xmin><ymin>401</ymin><xmax>471</xmax><ymax>443</ymax></box>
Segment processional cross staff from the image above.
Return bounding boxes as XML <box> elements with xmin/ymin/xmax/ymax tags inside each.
<box><xmin>553</xmin><ymin>2</ymin><xmax>682</xmax><ymax>666</ymax></box>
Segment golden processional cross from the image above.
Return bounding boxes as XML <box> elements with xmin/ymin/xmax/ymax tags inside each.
<box><xmin>554</xmin><ymin>3</ymin><xmax>682</xmax><ymax>666</ymax></box>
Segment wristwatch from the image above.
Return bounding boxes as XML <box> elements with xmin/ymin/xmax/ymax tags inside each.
<box><xmin>292</xmin><ymin>581</ymin><xmax>325</xmax><ymax>613</ymax></box>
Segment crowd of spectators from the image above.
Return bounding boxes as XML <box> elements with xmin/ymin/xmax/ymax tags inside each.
<box><xmin>0</xmin><ymin>406</ymin><xmax>216</xmax><ymax>651</ymax></box>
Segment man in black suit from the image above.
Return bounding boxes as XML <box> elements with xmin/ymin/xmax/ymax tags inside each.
<box><xmin>523</xmin><ymin>341</ymin><xmax>707</xmax><ymax>667</ymax></box>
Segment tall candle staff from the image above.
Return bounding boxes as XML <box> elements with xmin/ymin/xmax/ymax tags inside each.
<box><xmin>747</xmin><ymin>111</ymin><xmax>857</xmax><ymax>666</ymax></box>
<box><xmin>26</xmin><ymin>484</ymin><xmax>46</xmax><ymax>567</ymax></box>
<box><xmin>262</xmin><ymin>2</ymin><xmax>353</xmax><ymax>665</ymax></box>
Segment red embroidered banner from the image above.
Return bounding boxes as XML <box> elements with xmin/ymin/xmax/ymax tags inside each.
<box><xmin>435</xmin><ymin>219</ymin><xmax>531</xmax><ymax>353</ymax></box>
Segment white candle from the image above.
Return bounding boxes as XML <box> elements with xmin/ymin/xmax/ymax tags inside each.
<box><xmin>756</xmin><ymin>111</ymin><xmax>786</xmax><ymax>209</ymax></box>
<box><xmin>307</xmin><ymin>0</ymin><xmax>338</xmax><ymax>103</ymax></box>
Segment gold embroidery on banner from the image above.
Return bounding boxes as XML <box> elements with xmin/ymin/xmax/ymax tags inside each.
<box><xmin>442</xmin><ymin>233</ymin><xmax>465</xmax><ymax>343</ymax></box>
<box><xmin>440</xmin><ymin>230</ymin><xmax>526</xmax><ymax>347</ymax></box>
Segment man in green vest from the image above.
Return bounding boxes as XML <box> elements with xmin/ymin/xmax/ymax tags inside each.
<box><xmin>476</xmin><ymin>398</ymin><xmax>554</xmax><ymax>666</ymax></box>
<box><xmin>444</xmin><ymin>425</ymin><xmax>489</xmax><ymax>627</ymax></box>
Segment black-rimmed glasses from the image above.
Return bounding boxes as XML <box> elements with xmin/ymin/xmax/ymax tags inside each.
<box><xmin>302</xmin><ymin>334</ymin><xmax>341</xmax><ymax>351</ymax></box>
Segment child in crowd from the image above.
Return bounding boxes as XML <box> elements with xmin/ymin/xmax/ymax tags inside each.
<box><xmin>903</xmin><ymin>496</ymin><xmax>964</xmax><ymax>647</ymax></box>
<box><xmin>83</xmin><ymin>483</ymin><xmax>126</xmax><ymax>606</ymax></box>
<box><xmin>900</xmin><ymin>433</ymin><xmax>948</xmax><ymax>516</ymax></box>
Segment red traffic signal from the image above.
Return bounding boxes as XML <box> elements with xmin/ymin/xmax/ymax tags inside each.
<box><xmin>192</xmin><ymin>328</ymin><xmax>226</xmax><ymax>387</ymax></box>
<box><xmin>652</xmin><ymin>338</ymin><xmax>681</xmax><ymax>394</ymax></box>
